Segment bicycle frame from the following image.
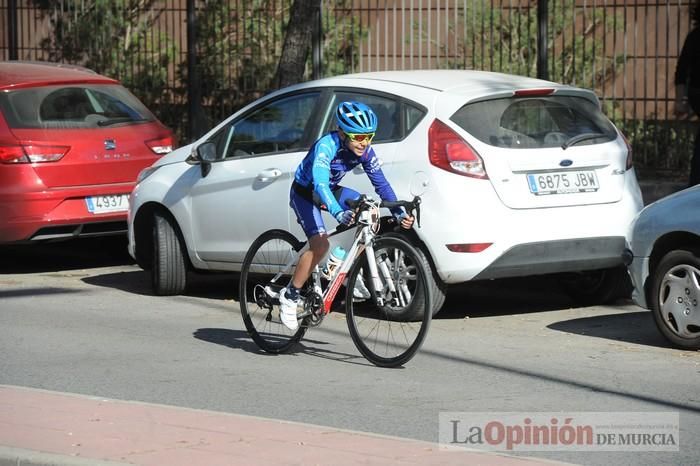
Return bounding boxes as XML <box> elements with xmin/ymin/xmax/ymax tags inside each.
<box><xmin>319</xmin><ymin>209</ymin><xmax>388</xmax><ymax>313</ymax></box>
<box><xmin>264</xmin><ymin>200</ymin><xmax>394</xmax><ymax>316</ymax></box>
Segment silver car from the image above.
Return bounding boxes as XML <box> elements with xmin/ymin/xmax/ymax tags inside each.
<box><xmin>625</xmin><ymin>185</ymin><xmax>700</xmax><ymax>349</ymax></box>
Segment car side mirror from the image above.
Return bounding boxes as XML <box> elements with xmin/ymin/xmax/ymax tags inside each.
<box><xmin>188</xmin><ymin>142</ymin><xmax>217</xmax><ymax>177</ymax></box>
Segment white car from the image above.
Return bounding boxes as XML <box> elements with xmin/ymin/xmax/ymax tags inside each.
<box><xmin>128</xmin><ymin>70</ymin><xmax>643</xmax><ymax>315</ymax></box>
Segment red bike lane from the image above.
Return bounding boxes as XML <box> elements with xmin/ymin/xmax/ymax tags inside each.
<box><xmin>0</xmin><ymin>385</ymin><xmax>570</xmax><ymax>466</ymax></box>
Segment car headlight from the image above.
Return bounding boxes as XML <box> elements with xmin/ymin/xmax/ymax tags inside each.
<box><xmin>136</xmin><ymin>166</ymin><xmax>161</xmax><ymax>184</ymax></box>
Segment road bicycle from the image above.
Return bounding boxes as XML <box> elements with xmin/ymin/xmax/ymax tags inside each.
<box><xmin>238</xmin><ymin>195</ymin><xmax>432</xmax><ymax>367</ymax></box>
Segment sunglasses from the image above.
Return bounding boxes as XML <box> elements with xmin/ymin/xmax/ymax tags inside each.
<box><xmin>344</xmin><ymin>132</ymin><xmax>375</xmax><ymax>143</ymax></box>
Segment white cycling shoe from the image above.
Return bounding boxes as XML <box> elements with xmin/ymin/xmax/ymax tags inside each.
<box><xmin>278</xmin><ymin>288</ymin><xmax>300</xmax><ymax>331</ymax></box>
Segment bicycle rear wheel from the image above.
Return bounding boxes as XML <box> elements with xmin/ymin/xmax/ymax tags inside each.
<box><xmin>239</xmin><ymin>229</ymin><xmax>306</xmax><ymax>353</ymax></box>
<box><xmin>345</xmin><ymin>235</ymin><xmax>432</xmax><ymax>367</ymax></box>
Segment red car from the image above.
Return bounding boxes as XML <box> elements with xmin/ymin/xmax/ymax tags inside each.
<box><xmin>0</xmin><ymin>61</ymin><xmax>175</xmax><ymax>244</ymax></box>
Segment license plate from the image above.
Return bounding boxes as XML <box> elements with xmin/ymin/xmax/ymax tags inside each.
<box><xmin>85</xmin><ymin>194</ymin><xmax>129</xmax><ymax>214</ymax></box>
<box><xmin>527</xmin><ymin>170</ymin><xmax>599</xmax><ymax>195</ymax></box>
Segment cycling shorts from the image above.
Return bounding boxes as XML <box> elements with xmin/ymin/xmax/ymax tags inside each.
<box><xmin>290</xmin><ymin>183</ymin><xmax>360</xmax><ymax>238</ymax></box>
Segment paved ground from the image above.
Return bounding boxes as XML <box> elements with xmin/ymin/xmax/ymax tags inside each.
<box><xmin>0</xmin><ymin>385</ymin><xmax>570</xmax><ymax>466</ymax></box>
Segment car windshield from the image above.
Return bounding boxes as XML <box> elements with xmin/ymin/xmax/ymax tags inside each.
<box><xmin>0</xmin><ymin>83</ymin><xmax>155</xmax><ymax>129</ymax></box>
<box><xmin>451</xmin><ymin>95</ymin><xmax>617</xmax><ymax>149</ymax></box>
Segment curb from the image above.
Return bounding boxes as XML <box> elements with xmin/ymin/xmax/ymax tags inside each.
<box><xmin>0</xmin><ymin>446</ymin><xmax>130</xmax><ymax>466</ymax></box>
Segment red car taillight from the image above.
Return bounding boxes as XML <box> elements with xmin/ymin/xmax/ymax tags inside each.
<box><xmin>446</xmin><ymin>243</ymin><xmax>493</xmax><ymax>253</ymax></box>
<box><xmin>146</xmin><ymin>136</ymin><xmax>174</xmax><ymax>155</ymax></box>
<box><xmin>428</xmin><ymin>119</ymin><xmax>488</xmax><ymax>179</ymax></box>
<box><xmin>513</xmin><ymin>88</ymin><xmax>555</xmax><ymax>97</ymax></box>
<box><xmin>0</xmin><ymin>144</ymin><xmax>69</xmax><ymax>164</ymax></box>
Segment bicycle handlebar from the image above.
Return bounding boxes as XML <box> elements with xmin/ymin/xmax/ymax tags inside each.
<box><xmin>346</xmin><ymin>195</ymin><xmax>422</xmax><ymax>228</ymax></box>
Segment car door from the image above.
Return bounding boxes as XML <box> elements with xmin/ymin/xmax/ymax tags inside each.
<box><xmin>189</xmin><ymin>91</ymin><xmax>322</xmax><ymax>266</ymax></box>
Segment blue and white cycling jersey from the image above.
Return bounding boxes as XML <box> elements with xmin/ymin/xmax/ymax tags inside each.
<box><xmin>293</xmin><ymin>131</ymin><xmax>401</xmax><ymax>217</ymax></box>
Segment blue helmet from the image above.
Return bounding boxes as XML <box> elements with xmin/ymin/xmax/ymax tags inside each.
<box><xmin>335</xmin><ymin>101</ymin><xmax>378</xmax><ymax>134</ymax></box>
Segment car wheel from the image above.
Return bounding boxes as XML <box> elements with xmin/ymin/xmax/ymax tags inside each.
<box><xmin>152</xmin><ymin>211</ymin><xmax>187</xmax><ymax>295</ymax></box>
<box><xmin>559</xmin><ymin>266</ymin><xmax>632</xmax><ymax>306</ymax></box>
<box><xmin>649</xmin><ymin>250</ymin><xmax>700</xmax><ymax>350</ymax></box>
<box><xmin>381</xmin><ymin>232</ymin><xmax>447</xmax><ymax>317</ymax></box>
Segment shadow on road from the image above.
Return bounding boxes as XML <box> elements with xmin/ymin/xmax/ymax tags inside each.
<box><xmin>193</xmin><ymin>327</ymin><xmax>374</xmax><ymax>367</ymax></box>
<box><xmin>0</xmin><ymin>236</ymin><xmax>134</xmax><ymax>273</ymax></box>
<box><xmin>437</xmin><ymin>275</ymin><xmax>579</xmax><ymax>319</ymax></box>
<box><xmin>81</xmin><ymin>270</ymin><xmax>239</xmax><ymax>300</ymax></box>
<box><xmin>193</xmin><ymin>328</ymin><xmax>267</xmax><ymax>354</ymax></box>
<box><xmin>547</xmin><ymin>310</ymin><xmax>675</xmax><ymax>350</ymax></box>
<box><xmin>81</xmin><ymin>269</ymin><xmax>152</xmax><ymax>295</ymax></box>
<box><xmin>0</xmin><ymin>286</ymin><xmax>85</xmax><ymax>299</ymax></box>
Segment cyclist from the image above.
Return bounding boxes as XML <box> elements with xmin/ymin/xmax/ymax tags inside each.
<box><xmin>279</xmin><ymin>101</ymin><xmax>415</xmax><ymax>330</ymax></box>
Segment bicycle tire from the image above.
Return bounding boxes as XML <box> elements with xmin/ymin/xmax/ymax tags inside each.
<box><xmin>239</xmin><ymin>229</ymin><xmax>306</xmax><ymax>353</ymax></box>
<box><xmin>345</xmin><ymin>235</ymin><xmax>432</xmax><ymax>367</ymax></box>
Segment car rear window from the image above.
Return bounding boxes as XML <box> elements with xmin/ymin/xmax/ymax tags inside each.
<box><xmin>0</xmin><ymin>84</ymin><xmax>155</xmax><ymax>129</ymax></box>
<box><xmin>450</xmin><ymin>95</ymin><xmax>617</xmax><ymax>149</ymax></box>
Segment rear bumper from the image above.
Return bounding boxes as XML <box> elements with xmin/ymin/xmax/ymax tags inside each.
<box><xmin>0</xmin><ymin>184</ymin><xmax>133</xmax><ymax>243</ymax></box>
<box><xmin>416</xmin><ymin>168</ymin><xmax>643</xmax><ymax>284</ymax></box>
<box><xmin>472</xmin><ymin>236</ymin><xmax>625</xmax><ymax>280</ymax></box>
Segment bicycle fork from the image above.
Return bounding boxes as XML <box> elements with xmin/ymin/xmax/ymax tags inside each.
<box><xmin>364</xmin><ymin>243</ymin><xmax>405</xmax><ymax>308</ymax></box>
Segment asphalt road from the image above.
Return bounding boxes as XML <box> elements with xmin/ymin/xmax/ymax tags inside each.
<box><xmin>1</xmin><ymin>237</ymin><xmax>698</xmax><ymax>466</ymax></box>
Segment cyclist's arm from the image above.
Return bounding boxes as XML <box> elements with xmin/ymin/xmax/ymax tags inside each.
<box><xmin>362</xmin><ymin>149</ymin><xmax>404</xmax><ymax>218</ymax></box>
<box><xmin>311</xmin><ymin>142</ymin><xmax>344</xmax><ymax>217</ymax></box>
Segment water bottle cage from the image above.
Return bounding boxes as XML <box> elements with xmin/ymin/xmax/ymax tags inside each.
<box><xmin>322</xmin><ymin>260</ymin><xmax>340</xmax><ymax>280</ymax></box>
<box><xmin>322</xmin><ymin>246</ymin><xmax>346</xmax><ymax>280</ymax></box>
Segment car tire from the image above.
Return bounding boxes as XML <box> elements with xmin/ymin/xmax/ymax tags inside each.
<box><xmin>559</xmin><ymin>266</ymin><xmax>632</xmax><ymax>306</ymax></box>
<box><xmin>649</xmin><ymin>250</ymin><xmax>700</xmax><ymax>350</ymax></box>
<box><xmin>381</xmin><ymin>232</ymin><xmax>447</xmax><ymax>317</ymax></box>
<box><xmin>152</xmin><ymin>211</ymin><xmax>187</xmax><ymax>295</ymax></box>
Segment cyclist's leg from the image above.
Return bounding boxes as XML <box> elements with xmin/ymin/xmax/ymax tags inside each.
<box><xmin>289</xmin><ymin>190</ymin><xmax>329</xmax><ymax>289</ymax></box>
<box><xmin>331</xmin><ymin>186</ymin><xmax>372</xmax><ymax>300</ymax></box>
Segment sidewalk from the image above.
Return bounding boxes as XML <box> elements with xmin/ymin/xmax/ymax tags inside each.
<box><xmin>0</xmin><ymin>385</ymin><xmax>571</xmax><ymax>466</ymax></box>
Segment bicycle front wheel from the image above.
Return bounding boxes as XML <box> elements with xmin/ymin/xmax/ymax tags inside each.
<box><xmin>346</xmin><ymin>235</ymin><xmax>432</xmax><ymax>367</ymax></box>
<box><xmin>239</xmin><ymin>229</ymin><xmax>306</xmax><ymax>353</ymax></box>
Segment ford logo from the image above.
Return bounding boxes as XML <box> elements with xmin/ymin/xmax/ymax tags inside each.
<box><xmin>104</xmin><ymin>139</ymin><xmax>116</xmax><ymax>150</ymax></box>
<box><xmin>559</xmin><ymin>159</ymin><xmax>573</xmax><ymax>167</ymax></box>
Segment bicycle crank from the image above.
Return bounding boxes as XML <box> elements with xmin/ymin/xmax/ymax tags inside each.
<box><xmin>301</xmin><ymin>291</ymin><xmax>324</xmax><ymax>327</ymax></box>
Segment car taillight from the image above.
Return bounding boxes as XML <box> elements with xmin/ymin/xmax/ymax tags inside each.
<box><xmin>146</xmin><ymin>136</ymin><xmax>174</xmax><ymax>155</ymax></box>
<box><xmin>446</xmin><ymin>243</ymin><xmax>493</xmax><ymax>253</ymax></box>
<box><xmin>0</xmin><ymin>145</ymin><xmax>27</xmax><ymax>163</ymax></box>
<box><xmin>428</xmin><ymin>119</ymin><xmax>487</xmax><ymax>179</ymax></box>
<box><xmin>0</xmin><ymin>144</ymin><xmax>69</xmax><ymax>164</ymax></box>
<box><xmin>622</xmin><ymin>133</ymin><xmax>633</xmax><ymax>170</ymax></box>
